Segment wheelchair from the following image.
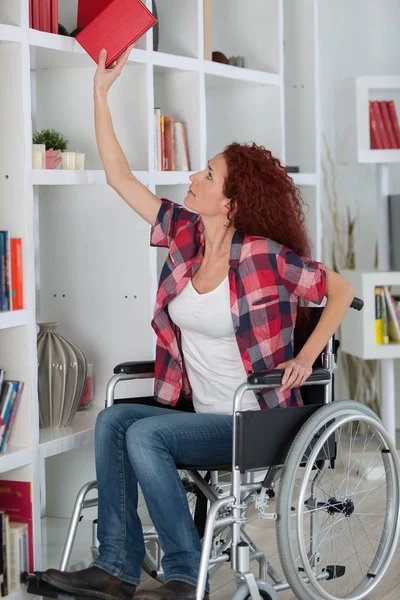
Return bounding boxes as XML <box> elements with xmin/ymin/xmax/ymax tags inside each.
<box><xmin>27</xmin><ymin>297</ymin><xmax>400</xmax><ymax>600</ymax></box>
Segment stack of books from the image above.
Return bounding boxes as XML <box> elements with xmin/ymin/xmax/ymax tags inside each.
<box><xmin>375</xmin><ymin>286</ymin><xmax>400</xmax><ymax>344</ymax></box>
<box><xmin>0</xmin><ymin>481</ymin><xmax>33</xmax><ymax>595</ymax></box>
<box><xmin>29</xmin><ymin>0</ymin><xmax>58</xmax><ymax>33</ymax></box>
<box><xmin>0</xmin><ymin>233</ymin><xmax>23</xmax><ymax>313</ymax></box>
<box><xmin>154</xmin><ymin>109</ymin><xmax>191</xmax><ymax>172</ymax></box>
<box><xmin>0</xmin><ymin>371</ymin><xmax>24</xmax><ymax>455</ymax></box>
<box><xmin>369</xmin><ymin>100</ymin><xmax>400</xmax><ymax>149</ymax></box>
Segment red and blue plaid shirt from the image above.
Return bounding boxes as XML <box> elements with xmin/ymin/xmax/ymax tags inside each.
<box><xmin>150</xmin><ymin>199</ymin><xmax>327</xmax><ymax>410</ymax></box>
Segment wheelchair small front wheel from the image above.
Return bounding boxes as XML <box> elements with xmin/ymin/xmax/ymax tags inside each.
<box><xmin>232</xmin><ymin>579</ymin><xmax>277</xmax><ymax>600</ymax></box>
<box><xmin>276</xmin><ymin>400</ymin><xmax>400</xmax><ymax>600</ymax></box>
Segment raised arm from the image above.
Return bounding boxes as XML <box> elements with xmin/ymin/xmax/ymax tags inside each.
<box><xmin>93</xmin><ymin>46</ymin><xmax>161</xmax><ymax>226</ymax></box>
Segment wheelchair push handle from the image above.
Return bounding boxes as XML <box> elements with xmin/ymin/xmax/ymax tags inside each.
<box><xmin>350</xmin><ymin>296</ymin><xmax>363</xmax><ymax>311</ymax></box>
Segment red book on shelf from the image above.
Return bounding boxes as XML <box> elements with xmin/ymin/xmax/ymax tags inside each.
<box><xmin>374</xmin><ymin>101</ymin><xmax>391</xmax><ymax>148</ymax></box>
<box><xmin>379</xmin><ymin>101</ymin><xmax>397</xmax><ymax>148</ymax></box>
<box><xmin>10</xmin><ymin>238</ymin><xmax>23</xmax><ymax>310</ymax></box>
<box><xmin>75</xmin><ymin>0</ymin><xmax>157</xmax><ymax>68</ymax></box>
<box><xmin>369</xmin><ymin>101</ymin><xmax>383</xmax><ymax>149</ymax></box>
<box><xmin>50</xmin><ymin>0</ymin><xmax>58</xmax><ymax>34</ymax></box>
<box><xmin>370</xmin><ymin>101</ymin><xmax>386</xmax><ymax>149</ymax></box>
<box><xmin>386</xmin><ymin>100</ymin><xmax>400</xmax><ymax>148</ymax></box>
<box><xmin>0</xmin><ymin>480</ymin><xmax>33</xmax><ymax>572</ymax></box>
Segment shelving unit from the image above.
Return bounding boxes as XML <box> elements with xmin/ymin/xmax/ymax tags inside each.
<box><xmin>0</xmin><ymin>0</ymin><xmax>323</xmax><ymax>596</ymax></box>
<box><xmin>336</xmin><ymin>75</ymin><xmax>400</xmax><ymax>445</ymax></box>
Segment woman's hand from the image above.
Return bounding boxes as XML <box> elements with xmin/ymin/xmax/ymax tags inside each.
<box><xmin>275</xmin><ymin>356</ymin><xmax>313</xmax><ymax>392</ymax></box>
<box><xmin>94</xmin><ymin>44</ymin><xmax>135</xmax><ymax>97</ymax></box>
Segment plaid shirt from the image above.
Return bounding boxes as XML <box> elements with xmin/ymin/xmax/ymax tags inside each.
<box><xmin>150</xmin><ymin>198</ymin><xmax>327</xmax><ymax>410</ymax></box>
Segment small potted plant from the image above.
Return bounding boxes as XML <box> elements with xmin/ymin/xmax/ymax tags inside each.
<box><xmin>32</xmin><ymin>128</ymin><xmax>68</xmax><ymax>169</ymax></box>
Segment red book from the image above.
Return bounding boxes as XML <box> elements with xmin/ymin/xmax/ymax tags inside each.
<box><xmin>164</xmin><ymin>116</ymin><xmax>175</xmax><ymax>171</ymax></box>
<box><xmin>0</xmin><ymin>480</ymin><xmax>33</xmax><ymax>572</ymax></box>
<box><xmin>75</xmin><ymin>0</ymin><xmax>157</xmax><ymax>68</ymax></box>
<box><xmin>42</xmin><ymin>0</ymin><xmax>51</xmax><ymax>32</ymax></box>
<box><xmin>77</xmin><ymin>0</ymin><xmax>113</xmax><ymax>29</ymax></box>
<box><xmin>379</xmin><ymin>101</ymin><xmax>397</xmax><ymax>148</ymax></box>
<box><xmin>370</xmin><ymin>101</ymin><xmax>385</xmax><ymax>149</ymax></box>
<box><xmin>10</xmin><ymin>238</ymin><xmax>23</xmax><ymax>310</ymax></box>
<box><xmin>50</xmin><ymin>0</ymin><xmax>58</xmax><ymax>34</ymax></box>
<box><xmin>374</xmin><ymin>101</ymin><xmax>391</xmax><ymax>148</ymax></box>
<box><xmin>386</xmin><ymin>100</ymin><xmax>400</xmax><ymax>148</ymax></box>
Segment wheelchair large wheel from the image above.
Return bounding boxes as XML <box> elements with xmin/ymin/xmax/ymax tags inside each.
<box><xmin>276</xmin><ymin>400</ymin><xmax>400</xmax><ymax>600</ymax></box>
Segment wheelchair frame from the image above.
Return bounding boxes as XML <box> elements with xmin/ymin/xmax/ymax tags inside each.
<box><xmin>54</xmin><ymin>298</ymin><xmax>400</xmax><ymax>600</ymax></box>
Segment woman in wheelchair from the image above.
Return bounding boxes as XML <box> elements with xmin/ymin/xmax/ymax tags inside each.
<box><xmin>41</xmin><ymin>46</ymin><xmax>357</xmax><ymax>600</ymax></box>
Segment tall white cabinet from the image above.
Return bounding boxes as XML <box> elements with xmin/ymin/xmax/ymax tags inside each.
<box><xmin>0</xmin><ymin>0</ymin><xmax>322</xmax><ymax>596</ymax></box>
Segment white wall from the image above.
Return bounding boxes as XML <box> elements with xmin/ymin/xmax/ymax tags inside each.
<box><xmin>318</xmin><ymin>0</ymin><xmax>400</xmax><ymax>423</ymax></box>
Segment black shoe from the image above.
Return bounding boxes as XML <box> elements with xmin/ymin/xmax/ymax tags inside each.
<box><xmin>41</xmin><ymin>565</ymin><xmax>137</xmax><ymax>600</ymax></box>
<box><xmin>134</xmin><ymin>580</ymin><xmax>209</xmax><ymax>600</ymax></box>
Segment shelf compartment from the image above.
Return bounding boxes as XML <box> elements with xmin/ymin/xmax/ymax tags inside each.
<box><xmin>33</xmin><ymin>62</ymin><xmax>149</xmax><ymax>170</ymax></box>
<box><xmin>205</xmin><ymin>74</ymin><xmax>282</xmax><ymax>161</ymax></box>
<box><xmin>0</xmin><ymin>1</ymin><xmax>20</xmax><ymax>27</ymax></box>
<box><xmin>210</xmin><ymin>0</ymin><xmax>281</xmax><ymax>74</ymax></box>
<box><xmin>153</xmin><ymin>0</ymin><xmax>198</xmax><ymax>59</ymax></box>
<box><xmin>153</xmin><ymin>66</ymin><xmax>202</xmax><ymax>172</ymax></box>
<box><xmin>336</xmin><ymin>76</ymin><xmax>400</xmax><ymax>164</ymax></box>
<box><xmin>340</xmin><ymin>270</ymin><xmax>400</xmax><ymax>360</ymax></box>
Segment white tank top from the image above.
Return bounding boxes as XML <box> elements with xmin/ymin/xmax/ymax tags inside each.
<box><xmin>168</xmin><ymin>276</ymin><xmax>260</xmax><ymax>414</ymax></box>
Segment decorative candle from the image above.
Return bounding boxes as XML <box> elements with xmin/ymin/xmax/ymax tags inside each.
<box><xmin>75</xmin><ymin>152</ymin><xmax>86</xmax><ymax>170</ymax></box>
<box><xmin>32</xmin><ymin>144</ymin><xmax>45</xmax><ymax>169</ymax></box>
<box><xmin>62</xmin><ymin>151</ymin><xmax>76</xmax><ymax>170</ymax></box>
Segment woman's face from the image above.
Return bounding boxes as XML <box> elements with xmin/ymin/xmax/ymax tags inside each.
<box><xmin>184</xmin><ymin>153</ymin><xmax>231</xmax><ymax>218</ymax></box>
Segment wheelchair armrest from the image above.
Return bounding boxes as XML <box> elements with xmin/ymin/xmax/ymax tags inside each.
<box><xmin>113</xmin><ymin>361</ymin><xmax>155</xmax><ymax>377</ymax></box>
<box><xmin>247</xmin><ymin>367</ymin><xmax>331</xmax><ymax>387</ymax></box>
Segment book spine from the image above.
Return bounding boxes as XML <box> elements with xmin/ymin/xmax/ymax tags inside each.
<box><xmin>369</xmin><ymin>101</ymin><xmax>383</xmax><ymax>149</ymax></box>
<box><xmin>43</xmin><ymin>0</ymin><xmax>51</xmax><ymax>32</ymax></box>
<box><xmin>373</xmin><ymin>101</ymin><xmax>391</xmax><ymax>149</ymax></box>
<box><xmin>379</xmin><ymin>101</ymin><xmax>397</xmax><ymax>148</ymax></box>
<box><xmin>163</xmin><ymin>116</ymin><xmax>175</xmax><ymax>171</ymax></box>
<box><xmin>387</xmin><ymin>101</ymin><xmax>400</xmax><ymax>148</ymax></box>
<box><xmin>10</xmin><ymin>239</ymin><xmax>23</xmax><ymax>311</ymax></box>
<box><xmin>50</xmin><ymin>0</ymin><xmax>58</xmax><ymax>34</ymax></box>
<box><xmin>160</xmin><ymin>115</ymin><xmax>165</xmax><ymax>171</ymax></box>
<box><xmin>375</xmin><ymin>287</ymin><xmax>384</xmax><ymax>344</ymax></box>
<box><xmin>380</xmin><ymin>286</ymin><xmax>389</xmax><ymax>344</ymax></box>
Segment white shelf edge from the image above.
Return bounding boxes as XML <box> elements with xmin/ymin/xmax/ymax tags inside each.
<box><xmin>38</xmin><ymin>408</ymin><xmax>101</xmax><ymax>459</ymax></box>
<box><xmin>27</xmin><ymin>31</ymin><xmax>281</xmax><ymax>87</ymax></box>
<box><xmin>290</xmin><ymin>173</ymin><xmax>318</xmax><ymax>186</ymax></box>
<box><xmin>31</xmin><ymin>170</ymin><xmax>149</xmax><ymax>186</ymax></box>
<box><xmin>358</xmin><ymin>149</ymin><xmax>400</xmax><ymax>164</ymax></box>
<box><xmin>0</xmin><ymin>309</ymin><xmax>29</xmax><ymax>330</ymax></box>
<box><xmin>151</xmin><ymin>171</ymin><xmax>194</xmax><ymax>186</ymax></box>
<box><xmin>0</xmin><ymin>24</ymin><xmax>22</xmax><ymax>43</ymax></box>
<box><xmin>0</xmin><ymin>446</ymin><xmax>33</xmax><ymax>473</ymax></box>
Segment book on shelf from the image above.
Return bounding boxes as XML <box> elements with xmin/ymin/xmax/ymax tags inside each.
<box><xmin>154</xmin><ymin>109</ymin><xmax>191</xmax><ymax>171</ymax></box>
<box><xmin>375</xmin><ymin>285</ymin><xmax>400</xmax><ymax>345</ymax></box>
<box><xmin>0</xmin><ymin>371</ymin><xmax>24</xmax><ymax>455</ymax></box>
<box><xmin>75</xmin><ymin>0</ymin><xmax>157</xmax><ymax>68</ymax></box>
<box><xmin>0</xmin><ymin>233</ymin><xmax>23</xmax><ymax>313</ymax></box>
<box><xmin>30</xmin><ymin>0</ymin><xmax>58</xmax><ymax>33</ymax></box>
<box><xmin>0</xmin><ymin>480</ymin><xmax>33</xmax><ymax>592</ymax></box>
<box><xmin>369</xmin><ymin>100</ymin><xmax>400</xmax><ymax>149</ymax></box>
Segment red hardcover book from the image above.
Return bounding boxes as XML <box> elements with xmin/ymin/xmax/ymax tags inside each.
<box><xmin>77</xmin><ymin>0</ymin><xmax>113</xmax><ymax>29</ymax></box>
<box><xmin>387</xmin><ymin>100</ymin><xmax>400</xmax><ymax>148</ymax></box>
<box><xmin>370</xmin><ymin>101</ymin><xmax>386</xmax><ymax>149</ymax></box>
<box><xmin>50</xmin><ymin>0</ymin><xmax>58</xmax><ymax>34</ymax></box>
<box><xmin>75</xmin><ymin>0</ymin><xmax>157</xmax><ymax>68</ymax></box>
<box><xmin>373</xmin><ymin>101</ymin><xmax>391</xmax><ymax>148</ymax></box>
<box><xmin>379</xmin><ymin>101</ymin><xmax>397</xmax><ymax>148</ymax></box>
<box><xmin>0</xmin><ymin>480</ymin><xmax>33</xmax><ymax>572</ymax></box>
<box><xmin>10</xmin><ymin>238</ymin><xmax>23</xmax><ymax>310</ymax></box>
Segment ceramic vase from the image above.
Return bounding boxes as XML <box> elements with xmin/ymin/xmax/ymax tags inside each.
<box><xmin>37</xmin><ymin>322</ymin><xmax>87</xmax><ymax>428</ymax></box>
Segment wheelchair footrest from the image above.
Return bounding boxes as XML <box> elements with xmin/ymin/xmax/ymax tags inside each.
<box><xmin>24</xmin><ymin>572</ymin><xmax>90</xmax><ymax>599</ymax></box>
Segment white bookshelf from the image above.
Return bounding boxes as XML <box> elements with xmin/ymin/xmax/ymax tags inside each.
<box><xmin>0</xmin><ymin>0</ymin><xmax>322</xmax><ymax>596</ymax></box>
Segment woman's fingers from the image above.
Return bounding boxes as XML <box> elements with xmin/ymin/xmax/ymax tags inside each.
<box><xmin>98</xmin><ymin>48</ymin><xmax>107</xmax><ymax>69</ymax></box>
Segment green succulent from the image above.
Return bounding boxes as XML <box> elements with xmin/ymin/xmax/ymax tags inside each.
<box><xmin>32</xmin><ymin>128</ymin><xmax>68</xmax><ymax>151</ymax></box>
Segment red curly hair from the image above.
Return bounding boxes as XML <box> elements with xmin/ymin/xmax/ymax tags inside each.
<box><xmin>223</xmin><ymin>142</ymin><xmax>312</xmax><ymax>259</ymax></box>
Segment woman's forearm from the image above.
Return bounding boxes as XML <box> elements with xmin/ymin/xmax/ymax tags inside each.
<box><xmin>94</xmin><ymin>91</ymin><xmax>131</xmax><ymax>182</ymax></box>
<box><xmin>297</xmin><ymin>269</ymin><xmax>355</xmax><ymax>365</ymax></box>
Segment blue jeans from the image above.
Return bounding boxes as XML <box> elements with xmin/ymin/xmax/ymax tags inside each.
<box><xmin>92</xmin><ymin>401</ymin><xmax>233</xmax><ymax>590</ymax></box>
